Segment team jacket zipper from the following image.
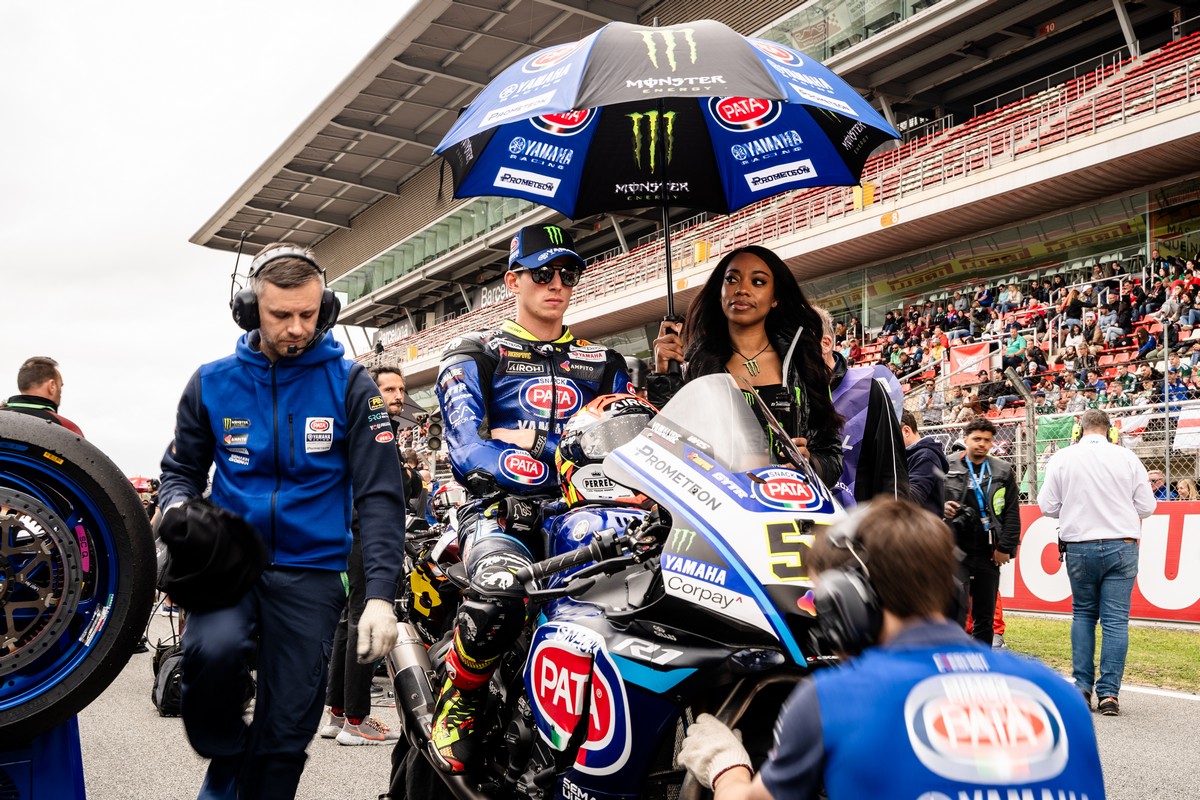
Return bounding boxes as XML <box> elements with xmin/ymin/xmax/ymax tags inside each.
<box><xmin>269</xmin><ymin>363</ymin><xmax>280</xmax><ymax>564</ymax></box>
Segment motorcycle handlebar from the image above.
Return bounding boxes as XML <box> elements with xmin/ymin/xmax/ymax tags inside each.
<box><xmin>516</xmin><ymin>532</ymin><xmax>626</xmax><ymax>586</ymax></box>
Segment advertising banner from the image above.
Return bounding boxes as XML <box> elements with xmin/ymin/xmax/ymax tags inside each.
<box><xmin>1007</xmin><ymin>504</ymin><xmax>1200</xmax><ymax>623</ymax></box>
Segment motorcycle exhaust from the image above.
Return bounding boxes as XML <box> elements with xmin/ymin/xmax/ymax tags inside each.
<box><xmin>386</xmin><ymin>622</ymin><xmax>491</xmax><ymax>800</ymax></box>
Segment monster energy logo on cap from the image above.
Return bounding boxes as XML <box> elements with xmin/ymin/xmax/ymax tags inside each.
<box><xmin>636</xmin><ymin>28</ymin><xmax>698</xmax><ymax>72</ymax></box>
<box><xmin>543</xmin><ymin>225</ymin><xmax>564</xmax><ymax>245</ymax></box>
<box><xmin>628</xmin><ymin>110</ymin><xmax>676</xmax><ymax>172</ymax></box>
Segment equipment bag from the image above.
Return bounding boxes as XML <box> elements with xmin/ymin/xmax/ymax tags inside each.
<box><xmin>151</xmin><ymin>642</ymin><xmax>184</xmax><ymax>717</ymax></box>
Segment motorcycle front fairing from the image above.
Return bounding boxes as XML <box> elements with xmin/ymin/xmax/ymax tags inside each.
<box><xmin>523</xmin><ymin>375</ymin><xmax>845</xmax><ymax>798</ymax></box>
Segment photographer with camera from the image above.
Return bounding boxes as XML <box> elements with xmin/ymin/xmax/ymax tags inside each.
<box><xmin>942</xmin><ymin>417</ymin><xmax>1020</xmax><ymax>646</ymax></box>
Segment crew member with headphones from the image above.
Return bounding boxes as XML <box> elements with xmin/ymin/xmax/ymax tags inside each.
<box><xmin>677</xmin><ymin>498</ymin><xmax>1105</xmax><ymax>800</ymax></box>
<box><xmin>159</xmin><ymin>242</ymin><xmax>406</xmax><ymax>800</ymax></box>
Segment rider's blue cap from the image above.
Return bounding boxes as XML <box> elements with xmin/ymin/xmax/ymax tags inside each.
<box><xmin>508</xmin><ymin>224</ymin><xmax>586</xmax><ymax>272</ymax></box>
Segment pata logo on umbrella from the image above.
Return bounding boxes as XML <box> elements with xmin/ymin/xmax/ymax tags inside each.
<box><xmin>709</xmin><ymin>97</ymin><xmax>782</xmax><ymax>132</ymax></box>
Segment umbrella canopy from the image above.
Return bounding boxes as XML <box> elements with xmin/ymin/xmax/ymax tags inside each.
<box><xmin>392</xmin><ymin>394</ymin><xmax>429</xmax><ymax>428</ymax></box>
<box><xmin>436</xmin><ymin>19</ymin><xmax>899</xmax><ymax>220</ymax></box>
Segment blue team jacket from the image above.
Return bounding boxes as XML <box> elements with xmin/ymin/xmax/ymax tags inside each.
<box><xmin>159</xmin><ymin>332</ymin><xmax>406</xmax><ymax>600</ymax></box>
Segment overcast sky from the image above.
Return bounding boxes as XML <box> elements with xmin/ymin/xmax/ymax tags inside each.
<box><xmin>0</xmin><ymin>2</ymin><xmax>412</xmax><ymax>477</ymax></box>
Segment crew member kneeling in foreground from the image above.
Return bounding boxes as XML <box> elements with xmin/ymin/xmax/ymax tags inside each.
<box><xmin>678</xmin><ymin>498</ymin><xmax>1105</xmax><ymax>800</ymax></box>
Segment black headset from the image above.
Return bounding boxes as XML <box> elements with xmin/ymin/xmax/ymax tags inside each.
<box><xmin>813</xmin><ymin>512</ymin><xmax>883</xmax><ymax>656</ymax></box>
<box><xmin>230</xmin><ymin>244</ymin><xmax>341</xmax><ymax>344</ymax></box>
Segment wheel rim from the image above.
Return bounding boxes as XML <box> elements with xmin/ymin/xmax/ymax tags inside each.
<box><xmin>0</xmin><ymin>490</ymin><xmax>84</xmax><ymax>678</ymax></box>
<box><xmin>0</xmin><ymin>448</ymin><xmax>122</xmax><ymax>712</ymax></box>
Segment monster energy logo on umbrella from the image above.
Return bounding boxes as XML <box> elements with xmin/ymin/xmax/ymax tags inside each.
<box><xmin>636</xmin><ymin>28</ymin><xmax>698</xmax><ymax>72</ymax></box>
<box><xmin>543</xmin><ymin>225</ymin><xmax>565</xmax><ymax>245</ymax></box>
<box><xmin>628</xmin><ymin>110</ymin><xmax>676</xmax><ymax>172</ymax></box>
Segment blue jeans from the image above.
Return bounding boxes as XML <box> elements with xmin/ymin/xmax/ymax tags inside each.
<box><xmin>1065</xmin><ymin>539</ymin><xmax>1139</xmax><ymax>699</ymax></box>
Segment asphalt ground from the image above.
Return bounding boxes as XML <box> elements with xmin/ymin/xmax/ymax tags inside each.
<box><xmin>77</xmin><ymin>613</ymin><xmax>1200</xmax><ymax>799</ymax></box>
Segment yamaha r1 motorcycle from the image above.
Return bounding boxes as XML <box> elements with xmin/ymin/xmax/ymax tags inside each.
<box><xmin>389</xmin><ymin>374</ymin><xmax>846</xmax><ymax>800</ymax></box>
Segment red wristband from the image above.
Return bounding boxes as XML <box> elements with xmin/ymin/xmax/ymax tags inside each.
<box><xmin>711</xmin><ymin>763</ymin><xmax>753</xmax><ymax>788</ymax></box>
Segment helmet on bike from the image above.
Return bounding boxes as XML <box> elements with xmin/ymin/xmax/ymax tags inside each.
<box><xmin>556</xmin><ymin>393</ymin><xmax>658</xmax><ymax>509</ymax></box>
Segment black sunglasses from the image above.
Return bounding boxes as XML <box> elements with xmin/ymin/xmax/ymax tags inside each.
<box><xmin>516</xmin><ymin>265</ymin><xmax>583</xmax><ymax>287</ymax></box>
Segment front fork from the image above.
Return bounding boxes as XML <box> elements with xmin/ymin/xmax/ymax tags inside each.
<box><xmin>678</xmin><ymin>673</ymin><xmax>803</xmax><ymax>800</ymax></box>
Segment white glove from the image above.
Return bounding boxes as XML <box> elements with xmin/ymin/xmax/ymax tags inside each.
<box><xmin>677</xmin><ymin>714</ymin><xmax>752</xmax><ymax>789</ymax></box>
<box><xmin>356</xmin><ymin>598</ymin><xmax>398</xmax><ymax>663</ymax></box>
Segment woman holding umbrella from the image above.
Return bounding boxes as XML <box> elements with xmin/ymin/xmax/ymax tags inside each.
<box><xmin>648</xmin><ymin>245</ymin><xmax>843</xmax><ymax>486</ymax></box>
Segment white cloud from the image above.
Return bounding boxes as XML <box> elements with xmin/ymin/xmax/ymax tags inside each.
<box><xmin>0</xmin><ymin>1</ymin><xmax>411</xmax><ymax>476</ymax></box>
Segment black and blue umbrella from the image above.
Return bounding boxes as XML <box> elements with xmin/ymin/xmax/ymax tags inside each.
<box><xmin>435</xmin><ymin>18</ymin><xmax>899</xmax><ymax>314</ymax></box>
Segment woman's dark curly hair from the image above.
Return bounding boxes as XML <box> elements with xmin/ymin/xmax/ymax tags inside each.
<box><xmin>680</xmin><ymin>245</ymin><xmax>842</xmax><ymax>429</ymax></box>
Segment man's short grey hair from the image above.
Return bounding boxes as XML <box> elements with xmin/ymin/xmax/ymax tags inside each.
<box><xmin>1079</xmin><ymin>408</ymin><xmax>1111</xmax><ymax>434</ymax></box>
<box><xmin>814</xmin><ymin>306</ymin><xmax>835</xmax><ymax>339</ymax></box>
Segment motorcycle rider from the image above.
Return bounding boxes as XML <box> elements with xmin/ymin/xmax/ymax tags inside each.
<box><xmin>430</xmin><ymin>223</ymin><xmax>631</xmax><ymax>773</ymax></box>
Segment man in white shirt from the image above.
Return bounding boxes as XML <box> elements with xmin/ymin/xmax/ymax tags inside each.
<box><xmin>1038</xmin><ymin>409</ymin><xmax>1156</xmax><ymax>717</ymax></box>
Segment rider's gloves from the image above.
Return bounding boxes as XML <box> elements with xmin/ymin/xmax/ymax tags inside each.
<box><xmin>356</xmin><ymin>598</ymin><xmax>399</xmax><ymax>663</ymax></box>
<box><xmin>677</xmin><ymin>713</ymin><xmax>752</xmax><ymax>789</ymax></box>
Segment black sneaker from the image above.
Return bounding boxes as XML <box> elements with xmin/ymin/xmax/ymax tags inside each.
<box><xmin>1081</xmin><ymin>689</ymin><xmax>1092</xmax><ymax>710</ymax></box>
<box><xmin>1098</xmin><ymin>696</ymin><xmax>1119</xmax><ymax>716</ymax></box>
<box><xmin>429</xmin><ymin>677</ymin><xmax>484</xmax><ymax>773</ymax></box>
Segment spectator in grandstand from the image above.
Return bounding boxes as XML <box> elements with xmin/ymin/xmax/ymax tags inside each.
<box><xmin>1056</xmin><ymin>344</ymin><xmax>1080</xmax><ymax>371</ymax></box>
<box><xmin>1039</xmin><ymin>408</ymin><xmax>1155</xmax><ymax>717</ymax></box>
<box><xmin>1167</xmin><ymin>370</ymin><xmax>1189</xmax><ymax>411</ymax></box>
<box><xmin>1080</xmin><ymin>344</ymin><xmax>1104</xmax><ymax>376</ymax></box>
<box><xmin>974</xmin><ymin>285</ymin><xmax>992</xmax><ymax>309</ymax></box>
<box><xmin>1141</xmin><ymin>278</ymin><xmax>1166</xmax><ymax>318</ymax></box>
<box><xmin>1059</xmin><ymin>288</ymin><xmax>1085</xmax><ymax>330</ymax></box>
<box><xmin>1106</xmin><ymin>382</ymin><xmax>1131</xmax><ymax>408</ymax></box>
<box><xmin>1167</xmin><ymin>352</ymin><xmax>1190</xmax><ymax>378</ymax></box>
<box><xmin>1135</xmin><ymin>327</ymin><xmax>1161</xmax><ymax>361</ymax></box>
<box><xmin>1085</xmin><ymin>369</ymin><xmax>1106</xmax><ymax>394</ymax></box>
<box><xmin>650</xmin><ymin>244</ymin><xmax>843</xmax><ymax>486</ymax></box>
<box><xmin>1136</xmin><ymin>378</ymin><xmax>1161</xmax><ymax>406</ymax></box>
<box><xmin>994</xmin><ymin>285</ymin><xmax>1014</xmax><ymax>314</ymax></box>
<box><xmin>881</xmin><ymin>310</ymin><xmax>900</xmax><ymax>338</ymax></box>
<box><xmin>1001</xmin><ymin>326</ymin><xmax>1027</xmax><ymax>370</ymax></box>
<box><xmin>952</xmin><ymin>289</ymin><xmax>969</xmax><ymax>314</ymax></box>
<box><xmin>1102</xmin><ymin>300</ymin><xmax>1133</xmax><ymax>344</ymax></box>
<box><xmin>1175</xmin><ymin>477</ymin><xmax>1199</xmax><ymax>501</ymax></box>
<box><xmin>900</xmin><ymin>410</ymin><xmax>948</xmax><ymax>518</ymax></box>
<box><xmin>1064</xmin><ymin>387</ymin><xmax>1088</xmax><ymax>413</ymax></box>
<box><xmin>1136</xmin><ymin>362</ymin><xmax>1163</xmax><ymax>383</ymax></box>
<box><xmin>915</xmin><ymin>378</ymin><xmax>944</xmax><ymax>425</ymax></box>
<box><xmin>846</xmin><ymin>315</ymin><xmax>863</xmax><ymax>341</ymax></box>
<box><xmin>943</xmin><ymin>417</ymin><xmax>1020</xmax><ymax>646</ymax></box>
<box><xmin>1083</xmin><ymin>385</ymin><xmax>1107</xmax><ymax>409</ymax></box>
<box><xmin>951</xmin><ymin>396</ymin><xmax>985</xmax><ymax>424</ymax></box>
<box><xmin>1</xmin><ymin>356</ymin><xmax>84</xmax><ymax>436</ymax></box>
<box><xmin>1159</xmin><ymin>283</ymin><xmax>1185</xmax><ymax>323</ymax></box>
<box><xmin>1112</xmin><ymin>362</ymin><xmax>1137</xmax><ymax>393</ymax></box>
<box><xmin>1032</xmin><ymin>390</ymin><xmax>1056</xmax><ymax>415</ymax></box>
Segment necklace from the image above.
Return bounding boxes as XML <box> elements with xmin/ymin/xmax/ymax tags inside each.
<box><xmin>731</xmin><ymin>342</ymin><xmax>772</xmax><ymax>377</ymax></box>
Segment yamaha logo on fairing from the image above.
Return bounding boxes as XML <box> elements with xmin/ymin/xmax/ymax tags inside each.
<box><xmin>709</xmin><ymin>97</ymin><xmax>781</xmax><ymax>132</ymax></box>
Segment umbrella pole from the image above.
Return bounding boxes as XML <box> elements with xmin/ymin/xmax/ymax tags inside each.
<box><xmin>656</xmin><ymin>98</ymin><xmax>684</xmax><ymax>376</ymax></box>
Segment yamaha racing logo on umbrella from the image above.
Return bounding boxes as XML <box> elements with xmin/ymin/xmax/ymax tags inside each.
<box><xmin>519</xmin><ymin>377</ymin><xmax>582</xmax><ymax>419</ymax></box>
<box><xmin>749</xmin><ymin>467</ymin><xmax>825</xmax><ymax>511</ymax></box>
<box><xmin>709</xmin><ymin>97</ymin><xmax>782</xmax><ymax>132</ymax></box>
<box><xmin>525</xmin><ymin>622</ymin><xmax>632</xmax><ymax>776</ymax></box>
<box><xmin>905</xmin><ymin>673</ymin><xmax>1070</xmax><ymax>784</ymax></box>
<box><xmin>531</xmin><ymin>110</ymin><xmax>593</xmax><ymax>136</ymax></box>
<box><xmin>507</xmin><ymin>137</ymin><xmax>575</xmax><ymax>171</ymax></box>
<box><xmin>499</xmin><ymin>448</ymin><xmax>549</xmax><ymax>485</ymax></box>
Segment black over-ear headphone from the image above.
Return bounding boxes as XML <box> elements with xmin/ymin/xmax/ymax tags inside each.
<box><xmin>230</xmin><ymin>244</ymin><xmax>341</xmax><ymax>343</ymax></box>
<box><xmin>813</xmin><ymin>512</ymin><xmax>883</xmax><ymax>656</ymax></box>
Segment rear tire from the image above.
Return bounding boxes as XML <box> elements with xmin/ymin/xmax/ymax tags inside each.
<box><xmin>0</xmin><ymin>414</ymin><xmax>155</xmax><ymax>747</ymax></box>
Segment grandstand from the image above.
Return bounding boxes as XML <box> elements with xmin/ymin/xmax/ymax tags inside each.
<box><xmin>192</xmin><ymin>0</ymin><xmax>1200</xmax><ymax>492</ymax></box>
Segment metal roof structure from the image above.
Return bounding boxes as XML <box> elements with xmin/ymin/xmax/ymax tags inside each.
<box><xmin>191</xmin><ymin>0</ymin><xmax>643</xmax><ymax>255</ymax></box>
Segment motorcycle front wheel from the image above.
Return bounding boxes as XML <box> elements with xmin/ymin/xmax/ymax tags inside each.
<box><xmin>0</xmin><ymin>414</ymin><xmax>155</xmax><ymax>747</ymax></box>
